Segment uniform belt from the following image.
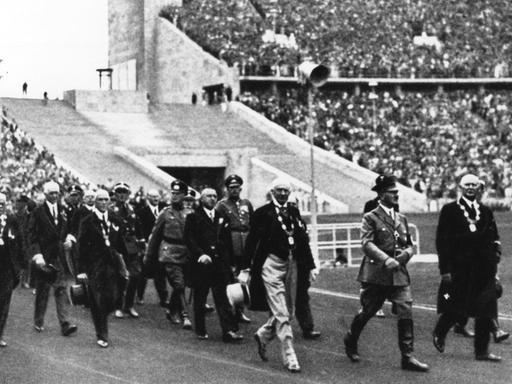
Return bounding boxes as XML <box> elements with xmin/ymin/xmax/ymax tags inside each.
<box><xmin>163</xmin><ymin>237</ymin><xmax>185</xmax><ymax>245</ymax></box>
<box><xmin>231</xmin><ymin>229</ymin><xmax>249</xmax><ymax>233</ymax></box>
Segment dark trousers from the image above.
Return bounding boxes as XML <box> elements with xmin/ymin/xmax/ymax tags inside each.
<box><xmin>434</xmin><ymin>312</ymin><xmax>493</xmax><ymax>355</ymax></box>
<box><xmin>193</xmin><ymin>281</ymin><xmax>237</xmax><ymax>336</ymax></box>
<box><xmin>88</xmin><ymin>289</ymin><xmax>109</xmax><ymax>342</ymax></box>
<box><xmin>347</xmin><ymin>284</ymin><xmax>414</xmax><ymax>356</ymax></box>
<box><xmin>295</xmin><ymin>267</ymin><xmax>314</xmax><ymax>333</ymax></box>
<box><xmin>0</xmin><ymin>272</ymin><xmax>14</xmax><ymax>339</ymax></box>
<box><xmin>164</xmin><ymin>263</ymin><xmax>189</xmax><ymax>317</ymax></box>
<box><xmin>136</xmin><ymin>266</ymin><xmax>168</xmax><ymax>305</ymax></box>
<box><xmin>34</xmin><ymin>275</ymin><xmax>70</xmax><ymax>328</ymax></box>
<box><xmin>117</xmin><ymin>253</ymin><xmax>141</xmax><ymax>311</ymax></box>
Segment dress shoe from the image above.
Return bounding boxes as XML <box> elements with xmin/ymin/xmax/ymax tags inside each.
<box><xmin>0</xmin><ymin>340</ymin><xmax>7</xmax><ymax>347</ymax></box>
<box><xmin>284</xmin><ymin>355</ymin><xmax>301</xmax><ymax>373</ymax></box>
<box><xmin>61</xmin><ymin>323</ymin><xmax>78</xmax><ymax>337</ymax></box>
<box><xmin>97</xmin><ymin>339</ymin><xmax>109</xmax><ymax>348</ymax></box>
<box><xmin>197</xmin><ymin>333</ymin><xmax>209</xmax><ymax>340</ymax></box>
<box><xmin>114</xmin><ymin>310</ymin><xmax>125</xmax><ymax>319</ymax></box>
<box><xmin>254</xmin><ymin>333</ymin><xmax>268</xmax><ymax>361</ymax></box>
<box><xmin>344</xmin><ymin>333</ymin><xmax>360</xmax><ymax>362</ymax></box>
<box><xmin>182</xmin><ymin>317</ymin><xmax>192</xmax><ymax>330</ymax></box>
<box><xmin>167</xmin><ymin>312</ymin><xmax>181</xmax><ymax>324</ymax></box>
<box><xmin>454</xmin><ymin>324</ymin><xmax>474</xmax><ymax>338</ymax></box>
<box><xmin>237</xmin><ymin>313</ymin><xmax>251</xmax><ymax>323</ymax></box>
<box><xmin>125</xmin><ymin>308</ymin><xmax>139</xmax><ymax>318</ymax></box>
<box><xmin>476</xmin><ymin>353</ymin><xmax>502</xmax><ymax>362</ymax></box>
<box><xmin>303</xmin><ymin>330</ymin><xmax>321</xmax><ymax>340</ymax></box>
<box><xmin>375</xmin><ymin>309</ymin><xmax>386</xmax><ymax>318</ymax></box>
<box><xmin>401</xmin><ymin>356</ymin><xmax>429</xmax><ymax>372</ymax></box>
<box><xmin>433</xmin><ymin>333</ymin><xmax>445</xmax><ymax>353</ymax></box>
<box><xmin>34</xmin><ymin>325</ymin><xmax>45</xmax><ymax>333</ymax></box>
<box><xmin>493</xmin><ymin>329</ymin><xmax>510</xmax><ymax>343</ymax></box>
<box><xmin>223</xmin><ymin>331</ymin><xmax>244</xmax><ymax>343</ymax></box>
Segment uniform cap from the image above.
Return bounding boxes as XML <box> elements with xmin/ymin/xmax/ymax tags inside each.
<box><xmin>170</xmin><ymin>180</ymin><xmax>188</xmax><ymax>194</ymax></box>
<box><xmin>184</xmin><ymin>189</ymin><xmax>197</xmax><ymax>201</ymax></box>
<box><xmin>67</xmin><ymin>184</ymin><xmax>83</xmax><ymax>194</ymax></box>
<box><xmin>225</xmin><ymin>174</ymin><xmax>243</xmax><ymax>187</ymax></box>
<box><xmin>371</xmin><ymin>175</ymin><xmax>398</xmax><ymax>192</ymax></box>
<box><xmin>113</xmin><ymin>182</ymin><xmax>131</xmax><ymax>193</ymax></box>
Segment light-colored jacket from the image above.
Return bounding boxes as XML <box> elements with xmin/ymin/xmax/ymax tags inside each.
<box><xmin>357</xmin><ymin>205</ymin><xmax>413</xmax><ymax>286</ymax></box>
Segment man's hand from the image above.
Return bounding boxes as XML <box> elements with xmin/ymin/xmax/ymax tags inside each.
<box><xmin>32</xmin><ymin>254</ymin><xmax>46</xmax><ymax>267</ymax></box>
<box><xmin>76</xmin><ymin>273</ymin><xmax>88</xmax><ymax>282</ymax></box>
<box><xmin>384</xmin><ymin>257</ymin><xmax>400</xmax><ymax>271</ymax></box>
<box><xmin>395</xmin><ymin>250</ymin><xmax>410</xmax><ymax>265</ymax></box>
<box><xmin>441</xmin><ymin>273</ymin><xmax>452</xmax><ymax>283</ymax></box>
<box><xmin>198</xmin><ymin>254</ymin><xmax>212</xmax><ymax>264</ymax></box>
<box><xmin>310</xmin><ymin>267</ymin><xmax>320</xmax><ymax>282</ymax></box>
<box><xmin>237</xmin><ymin>269</ymin><xmax>251</xmax><ymax>285</ymax></box>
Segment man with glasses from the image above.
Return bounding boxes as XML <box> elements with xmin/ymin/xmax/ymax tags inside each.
<box><xmin>344</xmin><ymin>175</ymin><xmax>429</xmax><ymax>372</ymax></box>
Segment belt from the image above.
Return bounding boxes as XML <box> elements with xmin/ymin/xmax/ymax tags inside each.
<box><xmin>231</xmin><ymin>230</ymin><xmax>249</xmax><ymax>234</ymax></box>
<box><xmin>163</xmin><ymin>236</ymin><xmax>185</xmax><ymax>245</ymax></box>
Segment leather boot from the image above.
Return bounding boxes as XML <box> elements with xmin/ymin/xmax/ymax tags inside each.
<box><xmin>344</xmin><ymin>313</ymin><xmax>366</xmax><ymax>362</ymax></box>
<box><xmin>398</xmin><ymin>319</ymin><xmax>429</xmax><ymax>372</ymax></box>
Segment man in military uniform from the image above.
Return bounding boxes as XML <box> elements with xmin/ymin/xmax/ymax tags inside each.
<box><xmin>216</xmin><ymin>174</ymin><xmax>253</xmax><ymax>323</ymax></box>
<box><xmin>145</xmin><ymin>180</ymin><xmax>192</xmax><ymax>330</ymax></box>
<box><xmin>344</xmin><ymin>175</ymin><xmax>429</xmax><ymax>372</ymax></box>
<box><xmin>136</xmin><ymin>189</ymin><xmax>168</xmax><ymax>306</ymax></box>
<box><xmin>111</xmin><ymin>183</ymin><xmax>144</xmax><ymax>319</ymax></box>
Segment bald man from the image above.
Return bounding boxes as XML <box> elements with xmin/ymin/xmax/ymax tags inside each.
<box><xmin>184</xmin><ymin>188</ymin><xmax>242</xmax><ymax>342</ymax></box>
<box><xmin>434</xmin><ymin>174</ymin><xmax>503</xmax><ymax>362</ymax></box>
<box><xmin>27</xmin><ymin>181</ymin><xmax>77</xmax><ymax>336</ymax></box>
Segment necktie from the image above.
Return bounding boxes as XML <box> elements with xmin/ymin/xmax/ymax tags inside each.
<box><xmin>467</xmin><ymin>203</ymin><xmax>476</xmax><ymax>219</ymax></box>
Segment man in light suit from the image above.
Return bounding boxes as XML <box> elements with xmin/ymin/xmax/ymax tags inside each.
<box><xmin>27</xmin><ymin>181</ymin><xmax>77</xmax><ymax>336</ymax></box>
<box><xmin>344</xmin><ymin>175</ymin><xmax>429</xmax><ymax>372</ymax></box>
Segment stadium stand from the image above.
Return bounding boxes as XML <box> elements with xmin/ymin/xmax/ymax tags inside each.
<box><xmin>162</xmin><ymin>0</ymin><xmax>512</xmax><ymax>78</ymax></box>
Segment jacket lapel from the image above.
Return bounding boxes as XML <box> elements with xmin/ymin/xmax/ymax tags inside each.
<box><xmin>374</xmin><ymin>206</ymin><xmax>396</xmax><ymax>229</ymax></box>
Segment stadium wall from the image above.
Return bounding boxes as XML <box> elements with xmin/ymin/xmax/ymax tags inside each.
<box><xmin>63</xmin><ymin>90</ymin><xmax>148</xmax><ymax>113</ymax></box>
<box><xmin>151</xmin><ymin>18</ymin><xmax>239</xmax><ymax>103</ymax></box>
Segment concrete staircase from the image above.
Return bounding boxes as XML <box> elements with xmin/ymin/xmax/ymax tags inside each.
<box><xmin>0</xmin><ymin>98</ymin><xmax>168</xmax><ymax>189</ymax></box>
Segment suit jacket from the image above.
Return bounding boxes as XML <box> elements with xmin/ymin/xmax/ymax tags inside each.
<box><xmin>184</xmin><ymin>206</ymin><xmax>233</xmax><ymax>287</ymax></box>
<box><xmin>0</xmin><ymin>214</ymin><xmax>24</xmax><ymax>288</ymax></box>
<box><xmin>435</xmin><ymin>199</ymin><xmax>500</xmax><ymax>317</ymax></box>
<box><xmin>26</xmin><ymin>202</ymin><xmax>68</xmax><ymax>272</ymax></box>
<box><xmin>77</xmin><ymin>212</ymin><xmax>127</xmax><ymax>312</ymax></box>
<box><xmin>137</xmin><ymin>204</ymin><xmax>159</xmax><ymax>241</ymax></box>
<box><xmin>68</xmin><ymin>205</ymin><xmax>94</xmax><ymax>239</ymax></box>
<box><xmin>243</xmin><ymin>202</ymin><xmax>315</xmax><ymax>311</ymax></box>
<box><xmin>357</xmin><ymin>205</ymin><xmax>413</xmax><ymax>286</ymax></box>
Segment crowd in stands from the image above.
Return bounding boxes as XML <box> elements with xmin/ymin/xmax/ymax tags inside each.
<box><xmin>162</xmin><ymin>0</ymin><xmax>512</xmax><ymax>78</ymax></box>
<box><xmin>1</xmin><ymin>107</ymin><xmax>82</xmax><ymax>204</ymax></box>
<box><xmin>239</xmin><ymin>89</ymin><xmax>512</xmax><ymax>200</ymax></box>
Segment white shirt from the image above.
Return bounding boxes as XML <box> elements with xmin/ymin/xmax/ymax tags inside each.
<box><xmin>95</xmin><ymin>209</ymin><xmax>109</xmax><ymax>225</ymax></box>
<box><xmin>203</xmin><ymin>207</ymin><xmax>215</xmax><ymax>221</ymax></box>
<box><xmin>379</xmin><ymin>203</ymin><xmax>395</xmax><ymax>220</ymax></box>
<box><xmin>461</xmin><ymin>196</ymin><xmax>479</xmax><ymax>210</ymax></box>
<box><xmin>149</xmin><ymin>203</ymin><xmax>159</xmax><ymax>217</ymax></box>
<box><xmin>46</xmin><ymin>201</ymin><xmax>58</xmax><ymax>219</ymax></box>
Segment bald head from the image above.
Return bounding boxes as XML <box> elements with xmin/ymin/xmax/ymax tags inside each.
<box><xmin>43</xmin><ymin>181</ymin><xmax>60</xmax><ymax>203</ymax></box>
<box><xmin>95</xmin><ymin>189</ymin><xmax>110</xmax><ymax>212</ymax></box>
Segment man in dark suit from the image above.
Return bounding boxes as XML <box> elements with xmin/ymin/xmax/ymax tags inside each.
<box><xmin>136</xmin><ymin>189</ymin><xmax>168</xmax><ymax>307</ymax></box>
<box><xmin>344</xmin><ymin>175</ymin><xmax>429</xmax><ymax>372</ymax></box>
<box><xmin>184</xmin><ymin>187</ymin><xmax>243</xmax><ymax>342</ymax></box>
<box><xmin>241</xmin><ymin>178</ymin><xmax>316</xmax><ymax>373</ymax></box>
<box><xmin>27</xmin><ymin>181</ymin><xmax>77</xmax><ymax>336</ymax></box>
<box><xmin>0</xmin><ymin>193</ymin><xmax>24</xmax><ymax>347</ymax></box>
<box><xmin>433</xmin><ymin>174</ymin><xmax>503</xmax><ymax>362</ymax></box>
<box><xmin>77</xmin><ymin>189</ymin><xmax>128</xmax><ymax>348</ymax></box>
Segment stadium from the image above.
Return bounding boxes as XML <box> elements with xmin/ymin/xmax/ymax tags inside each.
<box><xmin>0</xmin><ymin>0</ymin><xmax>511</xmax><ymax>383</ymax></box>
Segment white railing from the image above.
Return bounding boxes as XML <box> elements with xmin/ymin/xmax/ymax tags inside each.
<box><xmin>316</xmin><ymin>222</ymin><xmax>420</xmax><ymax>267</ymax></box>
